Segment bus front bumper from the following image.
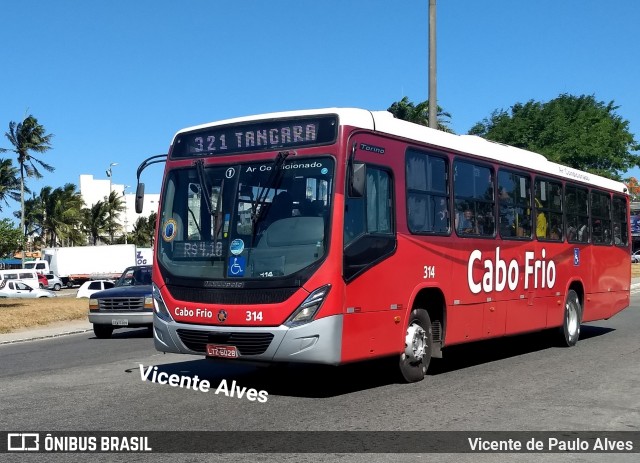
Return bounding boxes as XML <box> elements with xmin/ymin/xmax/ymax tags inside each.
<box><xmin>153</xmin><ymin>314</ymin><xmax>343</xmax><ymax>365</ymax></box>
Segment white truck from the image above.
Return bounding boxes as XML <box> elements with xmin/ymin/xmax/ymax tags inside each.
<box><xmin>24</xmin><ymin>244</ymin><xmax>139</xmax><ymax>287</ymax></box>
<box><xmin>135</xmin><ymin>247</ymin><xmax>154</xmax><ymax>266</ymax></box>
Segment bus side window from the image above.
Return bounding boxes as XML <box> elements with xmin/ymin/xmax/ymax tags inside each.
<box><xmin>497</xmin><ymin>170</ymin><xmax>531</xmax><ymax>239</ymax></box>
<box><xmin>406</xmin><ymin>149</ymin><xmax>449</xmax><ymax>234</ymax></box>
<box><xmin>566</xmin><ymin>184</ymin><xmax>589</xmax><ymax>243</ymax></box>
<box><xmin>535</xmin><ymin>178</ymin><xmax>563</xmax><ymax>241</ymax></box>
<box><xmin>454</xmin><ymin>160</ymin><xmax>494</xmax><ymax>237</ymax></box>
<box><xmin>612</xmin><ymin>195</ymin><xmax>628</xmax><ymax>246</ymax></box>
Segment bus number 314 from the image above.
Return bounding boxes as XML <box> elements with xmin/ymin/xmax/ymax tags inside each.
<box><xmin>246</xmin><ymin>311</ymin><xmax>263</xmax><ymax>322</ymax></box>
<box><xmin>423</xmin><ymin>266</ymin><xmax>435</xmax><ymax>279</ymax></box>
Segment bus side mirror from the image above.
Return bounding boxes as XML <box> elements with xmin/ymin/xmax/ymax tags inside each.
<box><xmin>135</xmin><ymin>183</ymin><xmax>145</xmax><ymax>213</ymax></box>
<box><xmin>349</xmin><ymin>162</ymin><xmax>365</xmax><ymax>198</ymax></box>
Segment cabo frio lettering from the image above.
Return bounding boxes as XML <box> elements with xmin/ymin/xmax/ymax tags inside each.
<box><xmin>467</xmin><ymin>247</ymin><xmax>556</xmax><ymax>294</ymax></box>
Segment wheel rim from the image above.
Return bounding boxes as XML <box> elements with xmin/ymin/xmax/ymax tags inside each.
<box><xmin>404</xmin><ymin>322</ymin><xmax>427</xmax><ymax>363</ymax></box>
<box><xmin>566</xmin><ymin>299</ymin><xmax>579</xmax><ymax>341</ymax></box>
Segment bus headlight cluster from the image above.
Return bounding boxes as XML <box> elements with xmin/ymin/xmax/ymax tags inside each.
<box><xmin>285</xmin><ymin>285</ymin><xmax>331</xmax><ymax>327</ymax></box>
<box><xmin>152</xmin><ymin>283</ymin><xmax>173</xmax><ymax>322</ymax></box>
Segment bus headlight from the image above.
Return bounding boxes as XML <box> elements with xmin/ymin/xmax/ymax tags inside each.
<box><xmin>284</xmin><ymin>285</ymin><xmax>331</xmax><ymax>327</ymax></box>
<box><xmin>152</xmin><ymin>283</ymin><xmax>173</xmax><ymax>322</ymax></box>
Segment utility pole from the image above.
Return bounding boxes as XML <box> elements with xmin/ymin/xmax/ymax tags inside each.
<box><xmin>123</xmin><ymin>186</ymin><xmax>130</xmax><ymax>244</ymax></box>
<box><xmin>428</xmin><ymin>0</ymin><xmax>437</xmax><ymax>129</ymax></box>
<box><xmin>107</xmin><ymin>162</ymin><xmax>118</xmax><ymax>196</ymax></box>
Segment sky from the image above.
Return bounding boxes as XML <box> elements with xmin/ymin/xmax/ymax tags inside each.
<box><xmin>2</xmin><ymin>0</ymin><xmax>639</xmax><ymax>223</ymax></box>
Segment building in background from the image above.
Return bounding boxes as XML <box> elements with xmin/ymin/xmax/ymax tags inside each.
<box><xmin>79</xmin><ymin>174</ymin><xmax>159</xmax><ymax>234</ymax></box>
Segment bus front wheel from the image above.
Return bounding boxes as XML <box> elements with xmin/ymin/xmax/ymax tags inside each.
<box><xmin>560</xmin><ymin>289</ymin><xmax>581</xmax><ymax>347</ymax></box>
<box><xmin>398</xmin><ymin>308</ymin><xmax>432</xmax><ymax>382</ymax></box>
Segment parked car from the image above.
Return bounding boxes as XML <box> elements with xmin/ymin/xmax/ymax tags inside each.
<box><xmin>0</xmin><ymin>280</ymin><xmax>56</xmax><ymax>298</ymax></box>
<box><xmin>632</xmin><ymin>250</ymin><xmax>640</xmax><ymax>264</ymax></box>
<box><xmin>43</xmin><ymin>273</ymin><xmax>63</xmax><ymax>291</ymax></box>
<box><xmin>88</xmin><ymin>265</ymin><xmax>153</xmax><ymax>338</ymax></box>
<box><xmin>76</xmin><ymin>280</ymin><xmax>116</xmax><ymax>298</ymax></box>
<box><xmin>37</xmin><ymin>273</ymin><xmax>48</xmax><ymax>289</ymax></box>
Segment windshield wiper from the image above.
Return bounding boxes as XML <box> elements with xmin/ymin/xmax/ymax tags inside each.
<box><xmin>251</xmin><ymin>150</ymin><xmax>295</xmax><ymax>226</ymax></box>
<box><xmin>195</xmin><ymin>159</ymin><xmax>214</xmax><ymax>216</ymax></box>
<box><xmin>194</xmin><ymin>159</ymin><xmax>224</xmax><ymax>242</ymax></box>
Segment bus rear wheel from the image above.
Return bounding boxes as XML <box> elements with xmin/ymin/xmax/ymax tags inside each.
<box><xmin>398</xmin><ymin>308</ymin><xmax>432</xmax><ymax>382</ymax></box>
<box><xmin>560</xmin><ymin>289</ymin><xmax>581</xmax><ymax>347</ymax></box>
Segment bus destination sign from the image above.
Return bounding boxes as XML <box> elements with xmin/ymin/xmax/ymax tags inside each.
<box><xmin>171</xmin><ymin>115</ymin><xmax>338</xmax><ymax>158</ymax></box>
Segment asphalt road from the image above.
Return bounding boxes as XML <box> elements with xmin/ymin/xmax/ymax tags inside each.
<box><xmin>2</xmin><ymin>296</ymin><xmax>639</xmax><ymax>463</ymax></box>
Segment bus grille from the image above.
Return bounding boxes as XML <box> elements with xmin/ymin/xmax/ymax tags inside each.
<box><xmin>176</xmin><ymin>329</ymin><xmax>274</xmax><ymax>356</ymax></box>
<box><xmin>98</xmin><ymin>297</ymin><xmax>145</xmax><ymax>311</ymax></box>
<box><xmin>167</xmin><ymin>286</ymin><xmax>297</xmax><ymax>305</ymax></box>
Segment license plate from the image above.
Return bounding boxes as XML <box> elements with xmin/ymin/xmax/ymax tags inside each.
<box><xmin>112</xmin><ymin>319</ymin><xmax>129</xmax><ymax>326</ymax></box>
<box><xmin>206</xmin><ymin>344</ymin><xmax>239</xmax><ymax>358</ymax></box>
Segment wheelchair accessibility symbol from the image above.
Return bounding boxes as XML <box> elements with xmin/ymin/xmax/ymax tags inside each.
<box><xmin>228</xmin><ymin>256</ymin><xmax>246</xmax><ymax>277</ymax></box>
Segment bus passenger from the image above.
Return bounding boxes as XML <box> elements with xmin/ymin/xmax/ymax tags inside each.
<box><xmin>457</xmin><ymin>205</ymin><xmax>477</xmax><ymax>234</ymax></box>
<box><xmin>434</xmin><ymin>198</ymin><xmax>449</xmax><ymax>232</ymax></box>
<box><xmin>499</xmin><ymin>187</ymin><xmax>515</xmax><ymax>236</ymax></box>
<box><xmin>535</xmin><ymin>205</ymin><xmax>548</xmax><ymax>238</ymax></box>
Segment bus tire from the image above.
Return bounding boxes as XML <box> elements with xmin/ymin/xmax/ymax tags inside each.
<box><xmin>560</xmin><ymin>289</ymin><xmax>581</xmax><ymax>347</ymax></box>
<box><xmin>93</xmin><ymin>324</ymin><xmax>113</xmax><ymax>339</ymax></box>
<box><xmin>398</xmin><ymin>308</ymin><xmax>432</xmax><ymax>382</ymax></box>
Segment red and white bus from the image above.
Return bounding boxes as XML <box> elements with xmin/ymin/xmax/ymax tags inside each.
<box><xmin>136</xmin><ymin>108</ymin><xmax>630</xmax><ymax>382</ymax></box>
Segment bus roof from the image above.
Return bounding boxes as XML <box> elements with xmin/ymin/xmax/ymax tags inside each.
<box><xmin>173</xmin><ymin>107</ymin><xmax>627</xmax><ymax>194</ymax></box>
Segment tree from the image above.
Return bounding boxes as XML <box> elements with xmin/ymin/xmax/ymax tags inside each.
<box><xmin>41</xmin><ymin>184</ymin><xmax>85</xmax><ymax>246</ymax></box>
<box><xmin>4</xmin><ymin>115</ymin><xmax>54</xmax><ymax>256</ymax></box>
<box><xmin>19</xmin><ymin>192</ymin><xmax>46</xmax><ymax>249</ymax></box>
<box><xmin>83</xmin><ymin>200</ymin><xmax>109</xmax><ymax>245</ymax></box>
<box><xmin>129</xmin><ymin>216</ymin><xmax>150</xmax><ymax>247</ymax></box>
<box><xmin>0</xmin><ymin>218</ymin><xmax>22</xmax><ymax>258</ymax></box>
<box><xmin>388</xmin><ymin>96</ymin><xmax>453</xmax><ymax>133</ymax></box>
<box><xmin>20</xmin><ymin>184</ymin><xmax>85</xmax><ymax>247</ymax></box>
<box><xmin>105</xmin><ymin>190</ymin><xmax>125</xmax><ymax>244</ymax></box>
<box><xmin>625</xmin><ymin>177</ymin><xmax>640</xmax><ymax>202</ymax></box>
<box><xmin>469</xmin><ymin>94</ymin><xmax>640</xmax><ymax>180</ymax></box>
<box><xmin>0</xmin><ymin>158</ymin><xmax>22</xmax><ymax>212</ymax></box>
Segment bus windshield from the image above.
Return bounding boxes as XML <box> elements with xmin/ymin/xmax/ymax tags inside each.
<box><xmin>157</xmin><ymin>156</ymin><xmax>334</xmax><ymax>281</ymax></box>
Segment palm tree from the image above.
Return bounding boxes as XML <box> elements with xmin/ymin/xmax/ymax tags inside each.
<box><xmin>0</xmin><ymin>158</ymin><xmax>22</xmax><ymax>212</ymax></box>
<box><xmin>83</xmin><ymin>200</ymin><xmax>110</xmax><ymax>245</ymax></box>
<box><xmin>148</xmin><ymin>211</ymin><xmax>157</xmax><ymax>246</ymax></box>
<box><xmin>28</xmin><ymin>184</ymin><xmax>84</xmax><ymax>247</ymax></box>
<box><xmin>18</xmin><ymin>192</ymin><xmax>45</xmax><ymax>247</ymax></box>
<box><xmin>105</xmin><ymin>190</ymin><xmax>125</xmax><ymax>243</ymax></box>
<box><xmin>44</xmin><ymin>184</ymin><xmax>85</xmax><ymax>246</ymax></box>
<box><xmin>5</xmin><ymin>115</ymin><xmax>54</xmax><ymax>257</ymax></box>
<box><xmin>130</xmin><ymin>216</ymin><xmax>150</xmax><ymax>247</ymax></box>
<box><xmin>388</xmin><ymin>96</ymin><xmax>454</xmax><ymax>133</ymax></box>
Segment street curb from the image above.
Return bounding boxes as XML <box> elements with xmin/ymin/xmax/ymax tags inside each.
<box><xmin>0</xmin><ymin>328</ymin><xmax>92</xmax><ymax>345</ymax></box>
